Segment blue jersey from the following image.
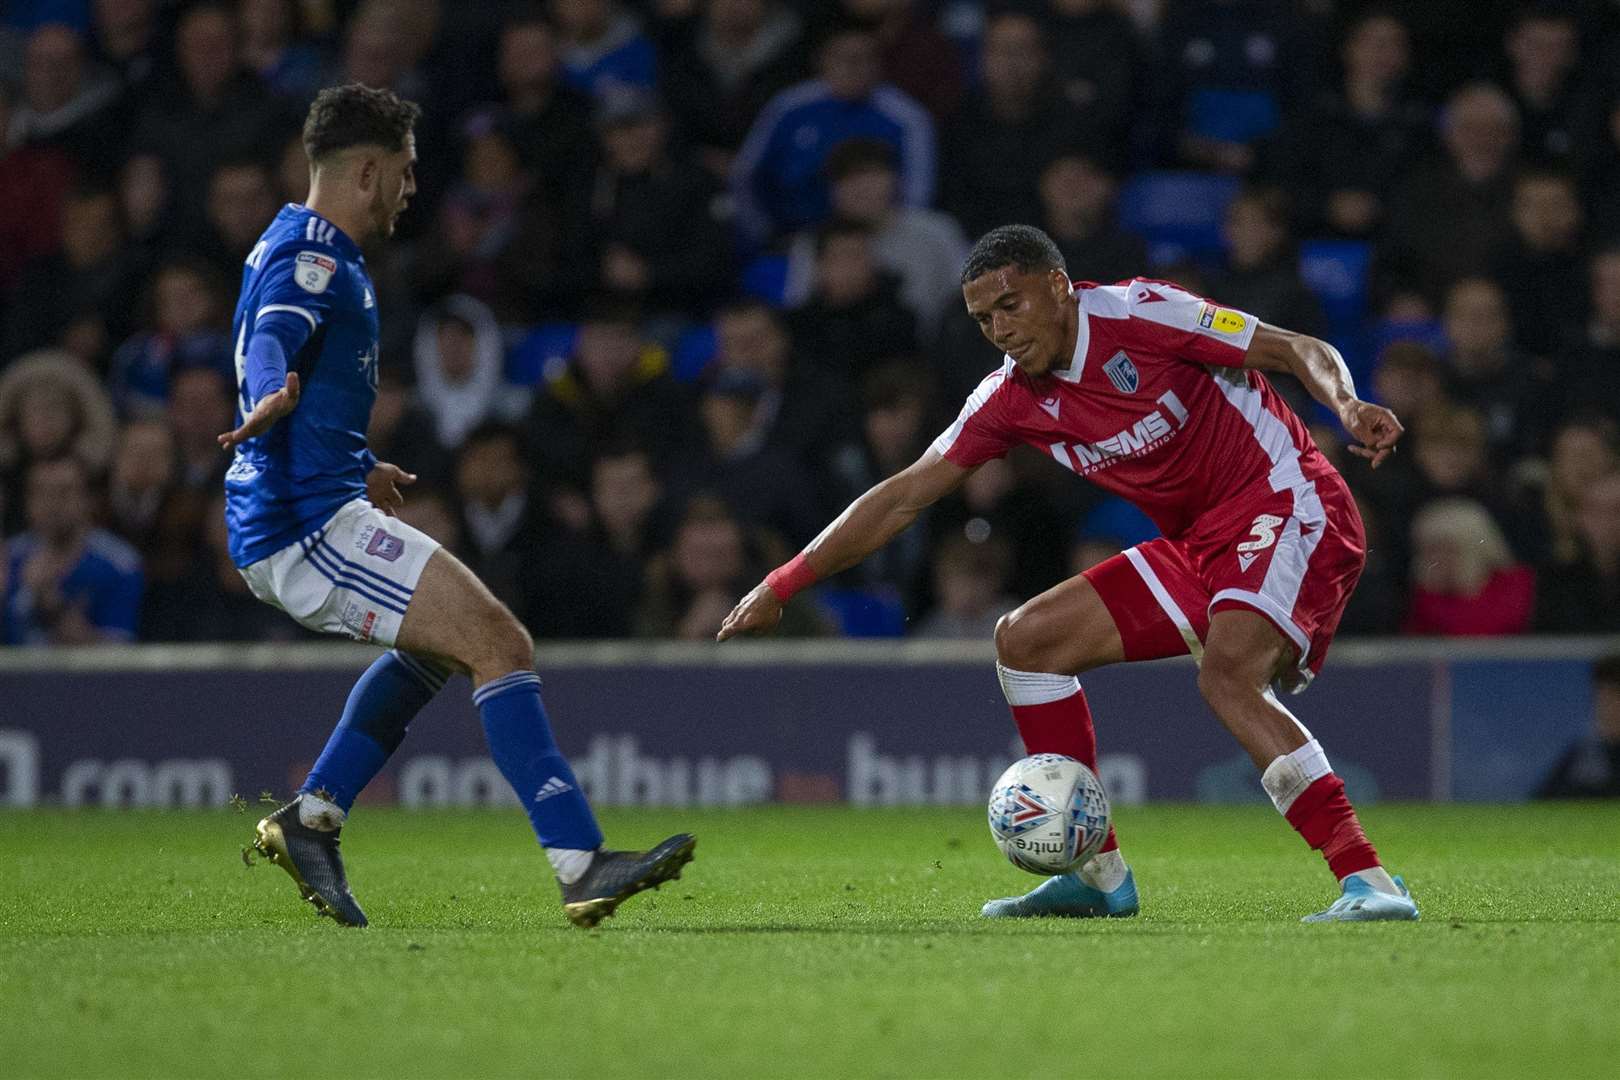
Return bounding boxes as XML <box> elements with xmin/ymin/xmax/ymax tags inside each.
<box><xmin>224</xmin><ymin>205</ymin><xmax>380</xmax><ymax>568</ymax></box>
<box><xmin>4</xmin><ymin>530</ymin><xmax>143</xmax><ymax>644</ymax></box>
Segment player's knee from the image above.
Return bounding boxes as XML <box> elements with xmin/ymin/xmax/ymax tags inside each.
<box><xmin>492</xmin><ymin>614</ymin><xmax>533</xmax><ymax>673</ymax></box>
<box><xmin>994</xmin><ymin>606</ymin><xmax>1034</xmax><ymax>668</ymax></box>
<box><xmin>1196</xmin><ymin>654</ymin><xmax>1263</xmax><ymax>713</ymax></box>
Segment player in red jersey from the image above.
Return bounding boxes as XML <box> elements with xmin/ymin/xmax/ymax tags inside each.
<box><xmin>719</xmin><ymin>225</ymin><xmax>1419</xmax><ymax>922</ymax></box>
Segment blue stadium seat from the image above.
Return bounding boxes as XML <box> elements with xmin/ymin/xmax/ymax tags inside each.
<box><xmin>1186</xmin><ymin>88</ymin><xmax>1280</xmax><ymax>145</ymax></box>
<box><xmin>1078</xmin><ymin>496</ymin><xmax>1160</xmax><ymax>548</ymax></box>
<box><xmin>741</xmin><ymin>254</ymin><xmax>791</xmax><ymax>308</ymax></box>
<box><xmin>815</xmin><ymin>586</ymin><xmax>908</xmax><ymax>638</ymax></box>
<box><xmin>507</xmin><ymin>322</ymin><xmax>579</xmax><ymax>386</ymax></box>
<box><xmin>672</xmin><ymin>324</ymin><xmax>718</xmax><ymax>383</ymax></box>
<box><xmin>1298</xmin><ymin>239</ymin><xmax>1372</xmax><ymax>331</ymax></box>
<box><xmin>1116</xmin><ymin>171</ymin><xmax>1241</xmax><ymax>266</ymax></box>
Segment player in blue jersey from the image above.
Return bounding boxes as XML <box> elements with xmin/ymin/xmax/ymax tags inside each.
<box><xmin>223</xmin><ymin>85</ymin><xmax>694</xmax><ymax>928</ymax></box>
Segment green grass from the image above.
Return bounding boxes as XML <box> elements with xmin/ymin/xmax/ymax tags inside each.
<box><xmin>2</xmin><ymin>804</ymin><xmax>1618</xmax><ymax>1079</ymax></box>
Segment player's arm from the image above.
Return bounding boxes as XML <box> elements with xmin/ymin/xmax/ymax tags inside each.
<box><xmin>716</xmin><ymin>450</ymin><xmax>972</xmax><ymax>641</ymax></box>
<box><xmin>1243</xmin><ymin>323</ymin><xmax>1403</xmax><ymax>469</ymax></box>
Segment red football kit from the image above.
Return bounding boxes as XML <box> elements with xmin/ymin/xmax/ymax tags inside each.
<box><xmin>932</xmin><ymin>278</ymin><xmax>1366</xmax><ymax>690</ymax></box>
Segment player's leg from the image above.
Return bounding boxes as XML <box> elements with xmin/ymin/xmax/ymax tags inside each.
<box><xmin>982</xmin><ymin>544</ymin><xmax>1204</xmax><ymax>918</ymax></box>
<box><xmin>1199</xmin><ymin>608</ymin><xmax>1417</xmax><ymax>922</ymax></box>
<box><xmin>395</xmin><ymin>547</ymin><xmax>694</xmax><ymax>927</ymax></box>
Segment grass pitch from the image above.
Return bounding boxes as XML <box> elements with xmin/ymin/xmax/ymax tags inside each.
<box><xmin>2</xmin><ymin>803</ymin><xmax>1617</xmax><ymax>1079</ymax></box>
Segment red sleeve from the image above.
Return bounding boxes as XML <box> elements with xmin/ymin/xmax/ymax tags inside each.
<box><xmin>1113</xmin><ymin>278</ymin><xmax>1258</xmax><ymax>368</ymax></box>
<box><xmin>931</xmin><ymin>367</ymin><xmax>1017</xmax><ymax>468</ymax></box>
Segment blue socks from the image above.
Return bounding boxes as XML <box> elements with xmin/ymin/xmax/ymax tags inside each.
<box><xmin>301</xmin><ymin>650</ymin><xmax>449</xmax><ymax>811</ymax></box>
<box><xmin>473</xmin><ymin>671</ymin><xmax>604</xmax><ymax>853</ymax></box>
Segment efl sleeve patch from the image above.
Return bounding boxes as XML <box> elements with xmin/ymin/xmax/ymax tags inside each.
<box><xmin>1197</xmin><ymin>302</ymin><xmax>1248</xmax><ymax>335</ymax></box>
<box><xmin>294</xmin><ymin>251</ymin><xmax>337</xmax><ymax>294</ymax></box>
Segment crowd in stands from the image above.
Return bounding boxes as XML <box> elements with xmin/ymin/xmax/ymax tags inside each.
<box><xmin>5</xmin><ymin>0</ymin><xmax>1620</xmax><ymax>645</ymax></box>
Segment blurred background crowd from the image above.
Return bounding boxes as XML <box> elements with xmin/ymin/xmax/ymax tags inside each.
<box><xmin>4</xmin><ymin>0</ymin><xmax>1620</xmax><ymax>646</ymax></box>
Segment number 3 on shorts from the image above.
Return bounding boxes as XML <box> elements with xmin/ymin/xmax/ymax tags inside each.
<box><xmin>1237</xmin><ymin>513</ymin><xmax>1285</xmax><ymax>553</ymax></box>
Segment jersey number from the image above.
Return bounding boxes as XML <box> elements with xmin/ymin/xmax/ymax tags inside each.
<box><xmin>1237</xmin><ymin>514</ymin><xmax>1285</xmax><ymax>553</ymax></box>
<box><xmin>234</xmin><ymin>323</ymin><xmax>252</xmax><ymax>416</ymax></box>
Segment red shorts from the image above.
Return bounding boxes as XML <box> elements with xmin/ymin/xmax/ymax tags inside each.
<box><xmin>1083</xmin><ymin>473</ymin><xmax>1366</xmax><ymax>691</ymax></box>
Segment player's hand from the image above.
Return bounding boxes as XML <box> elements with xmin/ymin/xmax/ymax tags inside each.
<box><xmin>1339</xmin><ymin>398</ymin><xmax>1404</xmax><ymax>469</ymax></box>
<box><xmin>217</xmin><ymin>372</ymin><xmax>300</xmax><ymax>450</ymax></box>
<box><xmin>716</xmin><ymin>582</ymin><xmax>784</xmax><ymax>642</ymax></box>
<box><xmin>366</xmin><ymin>461</ymin><xmax>416</xmax><ymax>516</ymax></box>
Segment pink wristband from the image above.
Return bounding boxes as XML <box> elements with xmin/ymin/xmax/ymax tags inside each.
<box><xmin>765</xmin><ymin>553</ymin><xmax>818</xmax><ymax>602</ymax></box>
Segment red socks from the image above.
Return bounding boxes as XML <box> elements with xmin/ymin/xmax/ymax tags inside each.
<box><xmin>1006</xmin><ymin>682</ymin><xmax>1119</xmax><ymax>855</ymax></box>
<box><xmin>1284</xmin><ymin>773</ymin><xmax>1380</xmax><ymax>880</ymax></box>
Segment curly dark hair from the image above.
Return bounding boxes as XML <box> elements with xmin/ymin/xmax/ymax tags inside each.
<box><xmin>959</xmin><ymin>224</ymin><xmax>1066</xmax><ymax>285</ymax></box>
<box><xmin>302</xmin><ymin>84</ymin><xmax>422</xmax><ymax>163</ymax></box>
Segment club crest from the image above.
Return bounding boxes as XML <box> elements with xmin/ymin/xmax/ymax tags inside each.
<box><xmin>1102</xmin><ymin>350</ymin><xmax>1139</xmax><ymax>394</ymax></box>
<box><xmin>366</xmin><ymin>529</ymin><xmax>404</xmax><ymax>562</ymax></box>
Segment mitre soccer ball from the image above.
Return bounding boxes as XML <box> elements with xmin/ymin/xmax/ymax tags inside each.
<box><xmin>987</xmin><ymin>754</ymin><xmax>1111</xmax><ymax>875</ymax></box>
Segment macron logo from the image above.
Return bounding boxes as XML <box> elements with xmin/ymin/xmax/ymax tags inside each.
<box><xmin>1039</xmin><ymin>397</ymin><xmax>1061</xmax><ymax>420</ymax></box>
<box><xmin>1238</xmin><ymin>553</ymin><xmax>1259</xmax><ymax>572</ymax></box>
<box><xmin>534</xmin><ymin>777</ymin><xmax>574</xmax><ymax>803</ymax></box>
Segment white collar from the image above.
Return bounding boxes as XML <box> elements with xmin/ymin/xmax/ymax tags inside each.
<box><xmin>1048</xmin><ymin>290</ymin><xmax>1089</xmax><ymax>383</ymax></box>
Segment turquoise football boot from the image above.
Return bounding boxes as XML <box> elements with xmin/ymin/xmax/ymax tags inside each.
<box><xmin>1301</xmin><ymin>873</ymin><xmax>1420</xmax><ymax>923</ymax></box>
<box><xmin>981</xmin><ymin>868</ymin><xmax>1139</xmax><ymax>918</ymax></box>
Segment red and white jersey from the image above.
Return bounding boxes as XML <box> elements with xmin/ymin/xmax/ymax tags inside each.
<box><xmin>932</xmin><ymin>278</ymin><xmax>1337</xmax><ymax>541</ymax></box>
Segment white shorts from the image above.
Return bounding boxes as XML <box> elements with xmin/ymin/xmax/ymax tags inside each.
<box><xmin>239</xmin><ymin>499</ymin><xmax>440</xmax><ymax>647</ymax></box>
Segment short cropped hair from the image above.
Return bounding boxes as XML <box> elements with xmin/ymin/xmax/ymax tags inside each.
<box><xmin>302</xmin><ymin>84</ymin><xmax>422</xmax><ymax>163</ymax></box>
<box><xmin>960</xmin><ymin>224</ymin><xmax>1066</xmax><ymax>285</ymax></box>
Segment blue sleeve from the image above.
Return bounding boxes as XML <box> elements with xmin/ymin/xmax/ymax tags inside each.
<box><xmin>245</xmin><ymin>311</ymin><xmax>313</xmax><ymax>405</ymax></box>
<box><xmin>88</xmin><ymin>564</ymin><xmax>143</xmax><ymax>641</ymax></box>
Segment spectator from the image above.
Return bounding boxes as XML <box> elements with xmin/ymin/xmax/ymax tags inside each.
<box><xmin>660</xmin><ymin>0</ymin><xmax>806</xmax><ymax>180</ymax></box>
<box><xmin>571</xmin><ymin>88</ymin><xmax>734</xmax><ymax>320</ymax></box>
<box><xmin>1581</xmin><ymin>90</ymin><xmax>1620</xmax><ymax>243</ymax></box>
<box><xmin>928</xmin><ymin>456</ymin><xmax>1069</xmax><ymax>603</ymax></box>
<box><xmin>939</xmin><ymin>10</ymin><xmax>1082</xmax><ymax>239</ymax></box>
<box><xmin>274</xmin><ymin>129</ymin><xmax>309</xmax><ymax>204</ymax></box>
<box><xmin>1207</xmin><ymin>186</ymin><xmax>1327</xmax><ymax>339</ymax></box>
<box><xmin>1516</xmin><ymin>416</ymin><xmax>1620</xmax><ymax>568</ymax></box>
<box><xmin>1440</xmin><ymin>276</ymin><xmax>1558</xmax><ymax>462</ymax></box>
<box><xmin>108</xmin><ymin>260</ymin><xmax>232</xmax><ymax>418</ymax></box>
<box><xmin>489</xmin><ymin>13</ymin><xmax>595</xmax><ymax>202</ymax></box>
<box><xmin>166</xmin><ymin>365</ymin><xmax>234</xmax><ymax>492</ymax></box>
<box><xmin>238</xmin><ymin>0</ymin><xmax>324</xmax><ymax>102</ymax></box>
<box><xmin>0</xmin><ymin>79</ymin><xmax>77</xmax><ymax>296</ymax></box>
<box><xmin>392</xmin><ymin>482</ymin><xmax>461</xmax><ymax>550</ymax></box>
<box><xmin>731</xmin><ymin>23</ymin><xmax>934</xmax><ymax>244</ymax></box>
<box><xmin>838</xmin><ymin>0</ymin><xmax>963</xmax><ymax>122</ymax></box>
<box><xmin>1535</xmin><ymin>470</ymin><xmax>1620</xmax><ymax>634</ymax></box>
<box><xmin>1336</xmin><ymin>494</ymin><xmax>1403</xmax><ymax>635</ymax></box>
<box><xmin>116</xmin><ymin>152</ymin><xmax>172</xmax><ymax>269</ymax></box>
<box><xmin>550</xmin><ymin>0</ymin><xmax>657</xmax><ymax>100</ymax></box>
<box><xmin>635</xmin><ymin>494</ymin><xmax>821</xmax><ymax>639</ymax></box>
<box><xmin>710</xmin><ymin>296</ymin><xmax>853</xmax><ymax>482</ymax></box>
<box><xmin>670</xmin><ymin>366</ymin><xmax>822</xmax><ymax>547</ymax></box>
<box><xmin>91</xmin><ymin>0</ymin><xmax>163</xmax><ymax>104</ymax></box>
<box><xmin>1380</xmin><ymin>82</ymin><xmax>1520</xmax><ymax>301</ymax></box>
<box><xmin>200</xmin><ymin>157</ymin><xmax>282</xmax><ymax>280</ymax></box>
<box><xmin>411</xmin><ymin>294</ymin><xmax>526</xmax><ymax>455</ymax></box>
<box><xmin>365</xmin><ymin>367</ymin><xmax>455</xmax><ymax>485</ymax></box>
<box><xmin>1535</xmin><ymin>653</ymin><xmax>1620</xmax><ymax>799</ymax></box>
<box><xmin>453</xmin><ymin>422</ymin><xmax>540</xmax><ymax>616</ymax></box>
<box><xmin>105</xmin><ymin>417</ymin><xmax>176</xmax><ymax>554</ymax></box>
<box><xmin>7</xmin><ymin>23</ymin><xmax>124</xmax><ymax>177</ymax></box>
<box><xmin>1043</xmin><ymin>0</ymin><xmax>1141</xmax><ymax>155</ymax></box>
<box><xmin>3</xmin><ymin>454</ymin><xmax>142</xmax><ymax>645</ymax></box>
<box><xmin>1154</xmin><ymin>0</ymin><xmax>1310</xmax><ymax>174</ymax></box>
<box><xmin>528</xmin><ymin>298</ymin><xmax>699</xmax><ymax>494</ymax></box>
<box><xmin>787</xmin><ymin>218</ymin><xmax>918</xmax><ymax>385</ymax></box>
<box><xmin>0</xmin><ymin>351</ymin><xmax>118</xmax><ymax>520</ymax></box>
<box><xmin>4</xmin><ymin>185</ymin><xmax>139</xmax><ymax>361</ymax></box>
<box><xmin>141</xmin><ymin>490</ymin><xmax>304</xmax><ymax>641</ymax></box>
<box><xmin>1370</xmin><ymin>341</ymin><xmax>1449</xmax><ymax>423</ymax></box>
<box><xmin>1270</xmin><ymin>9</ymin><xmax>1429</xmax><ymax>237</ymax></box>
<box><xmin>406</xmin><ymin>111</ymin><xmax>581</xmax><ymax>321</ymax></box>
<box><xmin>1493</xmin><ymin>167</ymin><xmax>1588</xmax><ymax>357</ymax></box>
<box><xmin>1502</xmin><ymin>4</ymin><xmax>1591</xmax><ymax>166</ymax></box>
<box><xmin>827</xmin><ymin>363</ymin><xmax>934</xmax><ymax>595</ymax></box>
<box><xmin>523</xmin><ymin>441</ymin><xmax>668</xmax><ymax>639</ymax></box>
<box><xmin>912</xmin><ymin>533</ymin><xmax>1016</xmax><ymax>639</ymax></box>
<box><xmin>1566</xmin><ymin>248</ymin><xmax>1620</xmax><ymax>419</ymax></box>
<box><xmin>783</xmin><ymin>138</ymin><xmax>968</xmax><ymax>335</ymax></box>
<box><xmin>1403</xmin><ymin>496</ymin><xmax>1534</xmax><ymax>636</ymax></box>
<box><xmin>131</xmin><ymin>3</ymin><xmax>290</xmax><ymax>235</ymax></box>
<box><xmin>1037</xmin><ymin>152</ymin><xmax>1148</xmax><ymax>287</ymax></box>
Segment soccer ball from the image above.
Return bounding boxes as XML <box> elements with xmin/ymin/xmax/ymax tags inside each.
<box><xmin>987</xmin><ymin>754</ymin><xmax>1111</xmax><ymax>876</ymax></box>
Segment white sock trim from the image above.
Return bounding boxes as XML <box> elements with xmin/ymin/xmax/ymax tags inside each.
<box><xmin>1260</xmin><ymin>739</ymin><xmax>1332</xmax><ymax>815</ymax></box>
<box><xmin>547</xmin><ymin>847</ymin><xmax>595</xmax><ymax>885</ymax></box>
<box><xmin>298</xmin><ymin>793</ymin><xmax>346</xmax><ymax>831</ymax></box>
<box><xmin>996</xmin><ymin>663</ymin><xmax>1081</xmax><ymax>706</ymax></box>
<box><xmin>1077</xmin><ymin>848</ymin><xmax>1127</xmax><ymax>893</ymax></box>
